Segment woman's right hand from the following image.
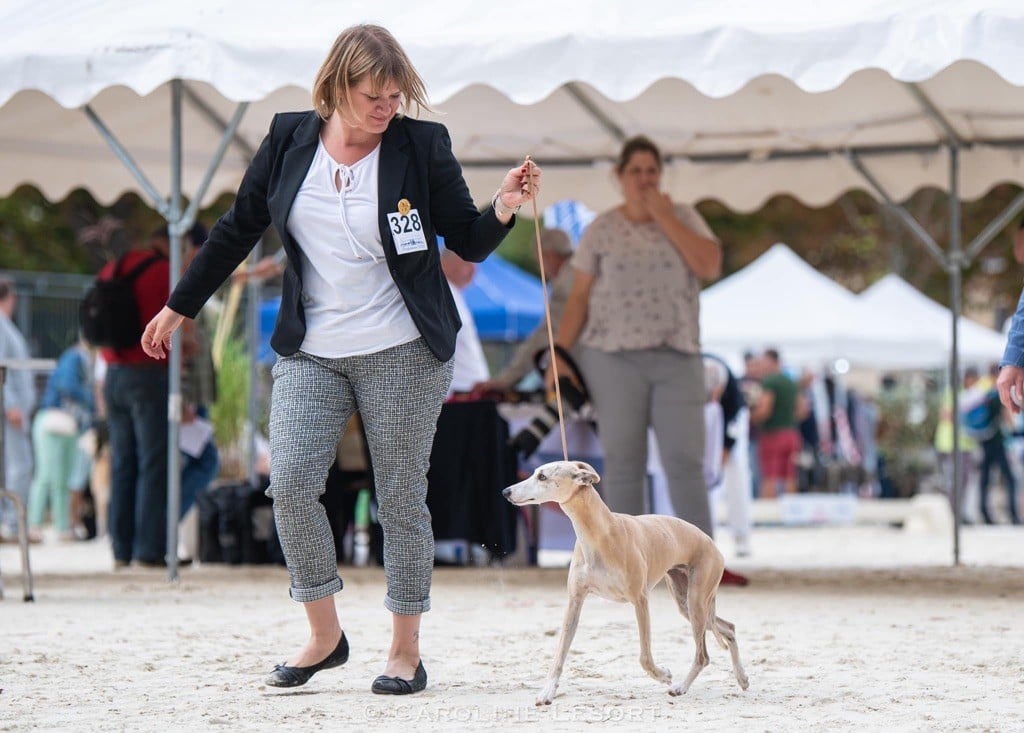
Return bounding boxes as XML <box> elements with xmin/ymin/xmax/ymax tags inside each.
<box><xmin>140</xmin><ymin>306</ymin><xmax>186</xmax><ymax>360</ymax></box>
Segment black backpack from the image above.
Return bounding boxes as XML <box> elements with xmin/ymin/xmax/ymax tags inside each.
<box><xmin>79</xmin><ymin>253</ymin><xmax>162</xmax><ymax>349</ymax></box>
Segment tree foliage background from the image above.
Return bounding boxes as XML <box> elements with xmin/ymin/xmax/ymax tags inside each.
<box><xmin>2</xmin><ymin>182</ymin><xmax>1022</xmax><ymax>328</ymax></box>
<box><xmin>499</xmin><ymin>183</ymin><xmax>1024</xmax><ymax>330</ymax></box>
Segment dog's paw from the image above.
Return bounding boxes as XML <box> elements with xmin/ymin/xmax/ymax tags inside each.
<box><xmin>654</xmin><ymin>666</ymin><xmax>672</xmax><ymax>684</ymax></box>
<box><xmin>737</xmin><ymin>674</ymin><xmax>750</xmax><ymax>691</ymax></box>
<box><xmin>535</xmin><ymin>681</ymin><xmax>558</xmax><ymax>706</ymax></box>
<box><xmin>667</xmin><ymin>683</ymin><xmax>686</xmax><ymax>696</ymax></box>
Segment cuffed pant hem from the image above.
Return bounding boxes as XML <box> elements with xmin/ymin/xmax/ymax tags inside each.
<box><xmin>385</xmin><ymin>594</ymin><xmax>430</xmax><ymax>615</ymax></box>
<box><xmin>289</xmin><ymin>575</ymin><xmax>344</xmax><ymax>603</ymax></box>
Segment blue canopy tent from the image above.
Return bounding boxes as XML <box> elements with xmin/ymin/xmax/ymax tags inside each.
<box><xmin>462</xmin><ymin>254</ymin><xmax>544</xmax><ymax>342</ymax></box>
<box><xmin>258</xmin><ymin>255</ymin><xmax>545</xmax><ymax>363</ymax></box>
<box><xmin>258</xmin><ymin>296</ymin><xmax>281</xmax><ymax>365</ymax></box>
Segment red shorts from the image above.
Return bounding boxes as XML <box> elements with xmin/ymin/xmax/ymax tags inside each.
<box><xmin>758</xmin><ymin>428</ymin><xmax>802</xmax><ymax>481</ymax></box>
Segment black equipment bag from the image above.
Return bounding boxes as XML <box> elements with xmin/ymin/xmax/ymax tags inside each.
<box><xmin>197</xmin><ymin>480</ymin><xmax>284</xmax><ymax>565</ymax></box>
<box><xmin>79</xmin><ymin>253</ymin><xmax>161</xmax><ymax>349</ymax></box>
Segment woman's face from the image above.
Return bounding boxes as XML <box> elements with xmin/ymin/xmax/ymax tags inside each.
<box><xmin>339</xmin><ymin>78</ymin><xmax>402</xmax><ymax>135</ymax></box>
<box><xmin>617</xmin><ymin>150</ymin><xmax>662</xmax><ymax>203</ymax></box>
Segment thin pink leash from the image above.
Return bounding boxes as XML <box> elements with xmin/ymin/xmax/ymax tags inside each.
<box><xmin>524</xmin><ymin>156</ymin><xmax>569</xmax><ymax>461</ymax></box>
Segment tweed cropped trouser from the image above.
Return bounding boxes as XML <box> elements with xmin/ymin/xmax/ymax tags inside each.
<box><xmin>268</xmin><ymin>338</ymin><xmax>453</xmax><ymax>612</ymax></box>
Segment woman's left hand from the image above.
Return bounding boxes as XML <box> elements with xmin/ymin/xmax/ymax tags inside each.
<box><xmin>497</xmin><ymin>159</ymin><xmax>543</xmax><ymax>210</ymax></box>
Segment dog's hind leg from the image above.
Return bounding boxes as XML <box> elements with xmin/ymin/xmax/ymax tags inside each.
<box><xmin>665</xmin><ymin>567</ymin><xmax>691</xmax><ymax>621</ymax></box>
<box><xmin>634</xmin><ymin>591</ymin><xmax>672</xmax><ymax>685</ymax></box>
<box><xmin>710</xmin><ymin>604</ymin><xmax>749</xmax><ymax>691</ymax></box>
<box><xmin>536</xmin><ymin>586</ymin><xmax>587</xmax><ymax>705</ymax></box>
<box><xmin>668</xmin><ymin>568</ymin><xmax>713</xmax><ymax>696</ymax></box>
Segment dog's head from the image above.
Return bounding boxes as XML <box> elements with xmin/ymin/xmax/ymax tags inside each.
<box><xmin>502</xmin><ymin>460</ymin><xmax>600</xmax><ymax>506</ymax></box>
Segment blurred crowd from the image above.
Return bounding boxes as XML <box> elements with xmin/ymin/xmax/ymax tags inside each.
<box><xmin>0</xmin><ymin>226</ymin><xmax>221</xmax><ymax>566</ymax></box>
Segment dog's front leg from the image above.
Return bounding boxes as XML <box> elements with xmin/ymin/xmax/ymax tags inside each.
<box><xmin>634</xmin><ymin>593</ymin><xmax>671</xmax><ymax>685</ymax></box>
<box><xmin>537</xmin><ymin>587</ymin><xmax>587</xmax><ymax>705</ymax></box>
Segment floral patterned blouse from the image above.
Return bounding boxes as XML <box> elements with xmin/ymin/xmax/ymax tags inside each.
<box><xmin>571</xmin><ymin>203</ymin><xmax>717</xmax><ymax>354</ymax></box>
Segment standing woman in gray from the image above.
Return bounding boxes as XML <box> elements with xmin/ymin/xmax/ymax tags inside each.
<box><xmin>141</xmin><ymin>24</ymin><xmax>540</xmax><ymax>695</ymax></box>
<box><xmin>550</xmin><ymin>136</ymin><xmax>720</xmax><ymax>536</ymax></box>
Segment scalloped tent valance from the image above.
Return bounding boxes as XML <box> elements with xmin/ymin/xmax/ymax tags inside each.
<box><xmin>2</xmin><ymin>0</ymin><xmax>1023</xmax><ymax>209</ymax></box>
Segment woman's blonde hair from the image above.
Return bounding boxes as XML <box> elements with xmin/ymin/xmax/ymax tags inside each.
<box><xmin>312</xmin><ymin>24</ymin><xmax>431</xmax><ymax>121</ymax></box>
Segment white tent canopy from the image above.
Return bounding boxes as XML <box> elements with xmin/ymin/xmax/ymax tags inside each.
<box><xmin>2</xmin><ymin>1</ymin><xmax>1024</xmax><ymax>211</ymax></box>
<box><xmin>859</xmin><ymin>274</ymin><xmax>1008</xmax><ymax>367</ymax></box>
<box><xmin>699</xmin><ymin>244</ymin><xmax>948</xmax><ymax>369</ymax></box>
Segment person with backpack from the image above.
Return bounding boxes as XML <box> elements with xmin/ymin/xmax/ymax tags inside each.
<box><xmin>89</xmin><ymin>230</ymin><xmax>170</xmax><ymax>566</ymax></box>
<box><xmin>961</xmin><ymin>366</ymin><xmax>1020</xmax><ymax>525</ymax></box>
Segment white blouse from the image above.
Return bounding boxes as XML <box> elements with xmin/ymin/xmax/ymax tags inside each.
<box><xmin>286</xmin><ymin>138</ymin><xmax>420</xmax><ymax>358</ymax></box>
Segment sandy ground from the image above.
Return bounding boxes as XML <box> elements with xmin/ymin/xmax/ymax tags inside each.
<box><xmin>2</xmin><ymin>525</ymin><xmax>1023</xmax><ymax>732</ymax></box>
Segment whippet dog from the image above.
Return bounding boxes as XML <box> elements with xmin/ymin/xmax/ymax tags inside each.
<box><xmin>504</xmin><ymin>461</ymin><xmax>749</xmax><ymax>704</ymax></box>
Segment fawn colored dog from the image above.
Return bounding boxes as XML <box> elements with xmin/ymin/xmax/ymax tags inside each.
<box><xmin>504</xmin><ymin>460</ymin><xmax>749</xmax><ymax>704</ymax></box>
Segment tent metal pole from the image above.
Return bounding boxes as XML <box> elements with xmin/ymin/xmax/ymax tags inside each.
<box><xmin>180</xmin><ymin>102</ymin><xmax>250</xmax><ymax>230</ymax></box>
<box><xmin>84</xmin><ymin>87</ymin><xmax>255</xmax><ymax>580</ymax></box>
<box><xmin>847</xmin><ymin>153</ymin><xmax>950</xmax><ymax>269</ymax></box>
<box><xmin>247</xmin><ymin>238</ymin><xmax>263</xmax><ymax>489</ymax></box>
<box><xmin>176</xmin><ymin>92</ymin><xmax>262</xmax><ymax>489</ymax></box>
<box><xmin>902</xmin><ymin>83</ymin><xmax>965</xmax><ymax>147</ymax></box>
<box><xmin>964</xmin><ymin>189</ymin><xmax>1024</xmax><ymax>264</ymax></box>
<box><xmin>949</xmin><ymin>145</ymin><xmax>963</xmax><ymax>567</ymax></box>
<box><xmin>166</xmin><ymin>80</ymin><xmax>184</xmax><ymax>582</ymax></box>
<box><xmin>563</xmin><ymin>82</ymin><xmax>627</xmax><ymax>143</ymax></box>
<box><xmin>905</xmin><ymin>79</ymin><xmax>968</xmax><ymax>566</ymax></box>
<box><xmin>83</xmin><ymin>104</ymin><xmax>169</xmax><ymax>218</ymax></box>
<box><xmin>182</xmin><ymin>83</ymin><xmax>257</xmax><ymax>159</ymax></box>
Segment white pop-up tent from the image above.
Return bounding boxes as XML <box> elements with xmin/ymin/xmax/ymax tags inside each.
<box><xmin>860</xmin><ymin>274</ymin><xmax>1008</xmax><ymax>367</ymax></box>
<box><xmin>5</xmin><ymin>0</ymin><xmax>1023</xmax><ymax>569</ymax></box>
<box><xmin>699</xmin><ymin>244</ymin><xmax>949</xmax><ymax>369</ymax></box>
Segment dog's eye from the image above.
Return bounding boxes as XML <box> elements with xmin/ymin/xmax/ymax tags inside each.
<box><xmin>537</xmin><ymin>473</ymin><xmax>547</xmax><ymax>482</ymax></box>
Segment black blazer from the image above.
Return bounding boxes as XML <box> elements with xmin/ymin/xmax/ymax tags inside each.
<box><xmin>168</xmin><ymin>111</ymin><xmax>512</xmax><ymax>362</ymax></box>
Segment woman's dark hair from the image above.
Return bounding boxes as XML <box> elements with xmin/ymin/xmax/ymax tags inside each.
<box><xmin>151</xmin><ymin>223</ymin><xmax>209</xmax><ymax>248</ymax></box>
<box><xmin>616</xmin><ymin>135</ymin><xmax>662</xmax><ymax>174</ymax></box>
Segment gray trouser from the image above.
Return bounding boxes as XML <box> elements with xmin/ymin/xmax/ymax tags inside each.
<box><xmin>268</xmin><ymin>338</ymin><xmax>453</xmax><ymax>612</ymax></box>
<box><xmin>1</xmin><ymin>425</ymin><xmax>32</xmax><ymax>534</ymax></box>
<box><xmin>578</xmin><ymin>346</ymin><xmax>712</xmax><ymax>535</ymax></box>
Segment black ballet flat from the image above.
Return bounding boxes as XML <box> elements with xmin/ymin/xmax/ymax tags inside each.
<box><xmin>264</xmin><ymin>632</ymin><xmax>349</xmax><ymax>688</ymax></box>
<box><xmin>371</xmin><ymin>660</ymin><xmax>427</xmax><ymax>695</ymax></box>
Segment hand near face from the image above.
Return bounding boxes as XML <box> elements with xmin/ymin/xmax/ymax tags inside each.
<box><xmin>639</xmin><ymin>188</ymin><xmax>675</xmax><ymax>221</ymax></box>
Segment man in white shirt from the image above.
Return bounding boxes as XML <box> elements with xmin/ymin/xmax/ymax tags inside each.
<box><xmin>440</xmin><ymin>248</ymin><xmax>489</xmax><ymax>395</ymax></box>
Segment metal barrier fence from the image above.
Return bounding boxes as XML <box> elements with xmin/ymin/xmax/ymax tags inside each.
<box><xmin>3</xmin><ymin>268</ymin><xmax>277</xmax><ymax>360</ymax></box>
<box><xmin>4</xmin><ymin>270</ymin><xmax>94</xmax><ymax>359</ymax></box>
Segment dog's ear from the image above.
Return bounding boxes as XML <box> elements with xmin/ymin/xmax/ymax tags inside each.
<box><xmin>572</xmin><ymin>461</ymin><xmax>600</xmax><ymax>486</ymax></box>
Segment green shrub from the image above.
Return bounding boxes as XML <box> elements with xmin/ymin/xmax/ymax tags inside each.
<box><xmin>875</xmin><ymin>384</ymin><xmax>940</xmax><ymax>496</ymax></box>
<box><xmin>209</xmin><ymin>336</ymin><xmax>250</xmax><ymax>477</ymax></box>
